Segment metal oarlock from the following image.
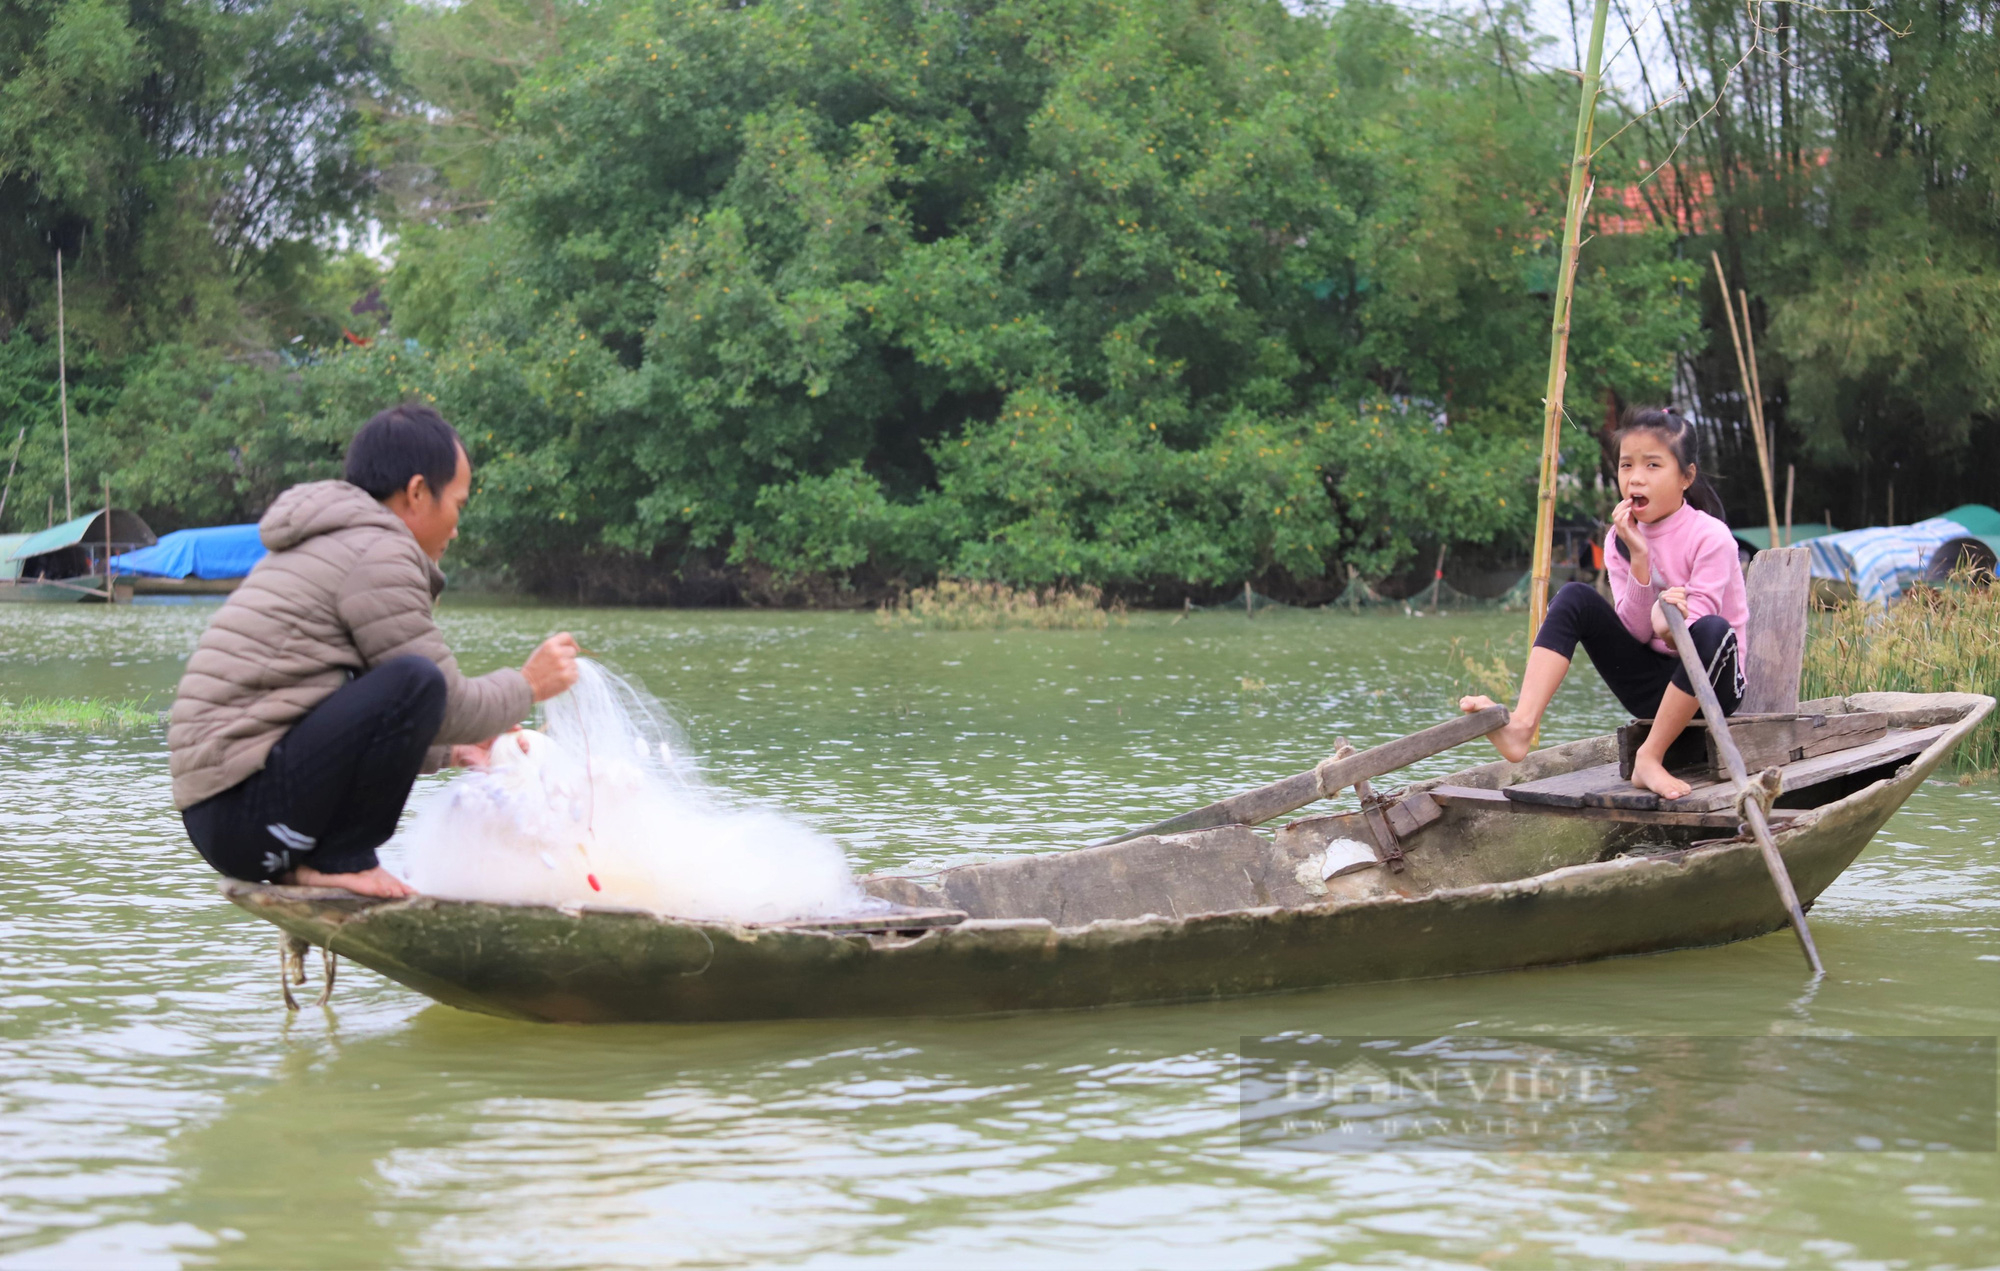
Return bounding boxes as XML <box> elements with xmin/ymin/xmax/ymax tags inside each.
<box><xmin>277</xmin><ymin>932</ymin><xmax>337</xmax><ymax>1010</ymax></box>
<box><xmin>280</xmin><ymin>933</ymin><xmax>306</xmax><ymax>1010</ymax></box>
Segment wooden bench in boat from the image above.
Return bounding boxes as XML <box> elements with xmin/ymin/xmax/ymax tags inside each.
<box><xmin>1428</xmin><ymin>785</ymin><xmax>1794</xmax><ymax>828</ymax></box>
<box><xmin>1487</xmin><ymin>723</ymin><xmax>1948</xmax><ymax>813</ymax></box>
<box><xmin>1612</xmin><ymin>711</ymin><xmax>1888</xmax><ymax>781</ymax></box>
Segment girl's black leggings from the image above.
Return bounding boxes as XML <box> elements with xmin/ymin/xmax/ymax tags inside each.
<box><xmin>1534</xmin><ymin>582</ymin><xmax>1744</xmax><ymax>720</ymax></box>
<box><xmin>181</xmin><ymin>655</ymin><xmax>448</xmax><ymax>882</ymax></box>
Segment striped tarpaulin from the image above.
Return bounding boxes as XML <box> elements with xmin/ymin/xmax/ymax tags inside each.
<box><xmin>1806</xmin><ymin>518</ymin><xmax>1970</xmax><ymax>605</ymax></box>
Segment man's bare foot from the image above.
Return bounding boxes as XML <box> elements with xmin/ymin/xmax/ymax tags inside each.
<box><xmin>1629</xmin><ymin>752</ymin><xmax>1692</xmax><ymax>801</ymax></box>
<box><xmin>284</xmin><ymin>864</ymin><xmax>414</xmax><ymax>899</ymax></box>
<box><xmin>1460</xmin><ymin>695</ymin><xmax>1535</xmax><ymax>762</ymax></box>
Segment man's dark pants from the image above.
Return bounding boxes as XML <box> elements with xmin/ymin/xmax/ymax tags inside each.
<box><xmin>182</xmin><ymin>656</ymin><xmax>447</xmax><ymax>881</ymax></box>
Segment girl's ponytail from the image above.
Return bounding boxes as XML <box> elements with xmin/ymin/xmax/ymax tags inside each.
<box><xmin>1683</xmin><ymin>472</ymin><xmax>1727</xmax><ymax>522</ymax></box>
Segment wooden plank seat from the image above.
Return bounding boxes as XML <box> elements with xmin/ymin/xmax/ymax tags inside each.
<box><xmin>1428</xmin><ymin>785</ymin><xmax>1797</xmax><ymax>829</ymax></box>
<box><xmin>1613</xmin><ymin>711</ymin><xmax>1889</xmax><ymax>781</ymax></box>
<box><xmin>1498</xmin><ymin>723</ymin><xmax>1948</xmax><ymax>812</ymax></box>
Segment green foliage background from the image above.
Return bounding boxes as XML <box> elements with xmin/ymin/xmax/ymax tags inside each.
<box><xmin>1</xmin><ymin>0</ymin><xmax>1991</xmax><ymax>601</ymax></box>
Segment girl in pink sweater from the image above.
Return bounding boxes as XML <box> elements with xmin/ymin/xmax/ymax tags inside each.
<box><xmin>1460</xmin><ymin>407</ymin><xmax>1748</xmax><ymax>799</ymax></box>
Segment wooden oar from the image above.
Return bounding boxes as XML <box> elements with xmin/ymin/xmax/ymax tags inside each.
<box><xmin>1659</xmin><ymin>603</ymin><xmax>1824</xmax><ymax>976</ymax></box>
<box><xmin>1090</xmin><ymin>705</ymin><xmax>1508</xmax><ymax>847</ymax></box>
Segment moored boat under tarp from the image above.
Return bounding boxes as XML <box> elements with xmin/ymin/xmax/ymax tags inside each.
<box><xmin>0</xmin><ymin>509</ymin><xmax>155</xmax><ymax>603</ymax></box>
<box><xmin>109</xmin><ymin>523</ymin><xmax>264</xmax><ymax>596</ymax></box>
<box><xmin>1806</xmin><ymin>512</ymin><xmax>2000</xmax><ymax>604</ymax></box>
<box><xmin>222</xmin><ymin>690</ymin><xmax>1991</xmax><ymax>1024</ymax></box>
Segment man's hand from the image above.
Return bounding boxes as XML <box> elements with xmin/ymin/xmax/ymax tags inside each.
<box><xmin>452</xmin><ymin>724</ymin><xmax>528</xmax><ymax>768</ymax></box>
<box><xmin>523</xmin><ymin>632</ymin><xmax>581</xmax><ymax>702</ymax></box>
<box><xmin>452</xmin><ymin>735</ymin><xmax>499</xmax><ymax>768</ymax></box>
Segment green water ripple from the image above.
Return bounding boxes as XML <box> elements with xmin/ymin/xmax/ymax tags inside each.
<box><xmin>0</xmin><ymin>606</ymin><xmax>1994</xmax><ymax>1269</ymax></box>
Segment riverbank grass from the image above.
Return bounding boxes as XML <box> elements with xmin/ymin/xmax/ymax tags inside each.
<box><xmin>1802</xmin><ymin>578</ymin><xmax>2000</xmax><ymax>774</ymax></box>
<box><xmin>878</xmin><ymin>580</ymin><xmax>1126</xmax><ymax>630</ymax></box>
<box><xmin>0</xmin><ymin>696</ymin><xmax>163</xmax><ymax>735</ymax></box>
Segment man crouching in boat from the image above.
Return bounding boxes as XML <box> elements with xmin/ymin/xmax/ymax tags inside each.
<box><xmin>168</xmin><ymin>403</ymin><xmax>579</xmax><ymax>898</ymax></box>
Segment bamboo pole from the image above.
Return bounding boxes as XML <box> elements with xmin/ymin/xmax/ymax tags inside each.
<box><xmin>1659</xmin><ymin>603</ymin><xmax>1823</xmax><ymax>975</ymax></box>
<box><xmin>1527</xmin><ymin>0</ymin><xmax>1612</xmax><ymax>646</ymax></box>
<box><xmin>1783</xmin><ymin>464</ymin><xmax>1794</xmax><ymax>547</ymax></box>
<box><xmin>103</xmin><ymin>479</ymin><xmax>114</xmax><ymax>604</ymax></box>
<box><xmin>1710</xmin><ymin>254</ymin><xmax>1780</xmax><ymax>547</ymax></box>
<box><xmin>57</xmin><ymin>249</ymin><xmax>72</xmax><ymax>522</ymax></box>
<box><xmin>0</xmin><ymin>427</ymin><xmax>22</xmax><ymax>525</ymax></box>
<box><xmin>1739</xmin><ymin>286</ymin><xmax>1779</xmax><ymax>538</ymax></box>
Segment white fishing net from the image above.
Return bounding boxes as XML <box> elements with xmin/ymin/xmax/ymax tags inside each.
<box><xmin>398</xmin><ymin>660</ymin><xmax>869</xmax><ymax>922</ymax></box>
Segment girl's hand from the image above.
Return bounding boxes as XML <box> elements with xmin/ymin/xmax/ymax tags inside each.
<box><xmin>1649</xmin><ymin>588</ymin><xmax>1689</xmax><ymax>646</ymax></box>
<box><xmin>1611</xmin><ymin>500</ymin><xmax>1651</xmax><ymax>584</ymax></box>
<box><xmin>1610</xmin><ymin>499</ymin><xmax>1646</xmax><ymax>550</ymax></box>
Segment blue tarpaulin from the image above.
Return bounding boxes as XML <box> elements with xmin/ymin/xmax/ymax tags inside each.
<box><xmin>111</xmin><ymin>524</ymin><xmax>266</xmax><ymax>580</ymax></box>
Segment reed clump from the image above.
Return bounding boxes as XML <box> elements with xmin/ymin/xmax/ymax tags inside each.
<box><xmin>878</xmin><ymin>579</ymin><xmax>1126</xmax><ymax>630</ymax></box>
<box><xmin>1802</xmin><ymin>574</ymin><xmax>2000</xmax><ymax>774</ymax></box>
<box><xmin>1448</xmin><ymin>637</ymin><xmax>1519</xmax><ymax>703</ymax></box>
<box><xmin>0</xmin><ymin>695</ymin><xmax>163</xmax><ymax>735</ymax></box>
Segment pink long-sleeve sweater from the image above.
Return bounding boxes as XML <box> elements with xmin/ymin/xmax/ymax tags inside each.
<box><xmin>1604</xmin><ymin>503</ymin><xmax>1748</xmax><ymax>656</ymax></box>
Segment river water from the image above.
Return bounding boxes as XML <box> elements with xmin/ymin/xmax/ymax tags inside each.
<box><xmin>1</xmin><ymin>602</ymin><xmax>1994</xmax><ymax>1268</ymax></box>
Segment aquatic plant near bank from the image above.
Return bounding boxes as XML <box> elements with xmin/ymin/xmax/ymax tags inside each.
<box><xmin>1803</xmin><ymin>575</ymin><xmax>2000</xmax><ymax>773</ymax></box>
<box><xmin>1450</xmin><ymin>639</ymin><xmax>1520</xmax><ymax>704</ymax></box>
<box><xmin>877</xmin><ymin>580</ymin><xmax>1124</xmax><ymax>631</ymax></box>
<box><xmin>0</xmin><ymin>696</ymin><xmax>162</xmax><ymax>735</ymax></box>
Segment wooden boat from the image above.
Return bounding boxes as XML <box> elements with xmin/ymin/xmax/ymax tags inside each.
<box><xmin>0</xmin><ymin>509</ymin><xmax>155</xmax><ymax>604</ymax></box>
<box><xmin>222</xmin><ymin>689</ymin><xmax>1991</xmax><ymax>1023</ymax></box>
<box><xmin>112</xmin><ymin>575</ymin><xmax>242</xmax><ymax>600</ymax></box>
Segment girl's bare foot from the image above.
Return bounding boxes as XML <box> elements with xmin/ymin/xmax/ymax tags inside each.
<box><xmin>284</xmin><ymin>864</ymin><xmax>414</xmax><ymax>899</ymax></box>
<box><xmin>1629</xmin><ymin>752</ymin><xmax>1692</xmax><ymax>801</ymax></box>
<box><xmin>1460</xmin><ymin>696</ymin><xmax>1535</xmax><ymax>762</ymax></box>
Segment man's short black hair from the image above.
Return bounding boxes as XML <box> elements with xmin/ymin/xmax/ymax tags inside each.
<box><xmin>344</xmin><ymin>402</ymin><xmax>465</xmax><ymax>500</ymax></box>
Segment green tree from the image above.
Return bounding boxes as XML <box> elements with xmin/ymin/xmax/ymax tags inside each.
<box><xmin>1</xmin><ymin>0</ymin><xmax>392</xmax><ymax>348</ymax></box>
<box><xmin>0</xmin><ymin>0</ymin><xmax>390</xmax><ymax>531</ymax></box>
<box><xmin>372</xmin><ymin>0</ymin><xmax>1691</xmax><ymax>596</ymax></box>
<box><xmin>1605</xmin><ymin>0</ymin><xmax>1999</xmax><ymax>526</ymax></box>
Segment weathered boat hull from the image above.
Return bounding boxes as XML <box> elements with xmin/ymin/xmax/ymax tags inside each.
<box><xmin>0</xmin><ymin>574</ymin><xmax>108</xmax><ymax>603</ymax></box>
<box><xmin>222</xmin><ymin>692</ymin><xmax>1991</xmax><ymax>1023</ymax></box>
